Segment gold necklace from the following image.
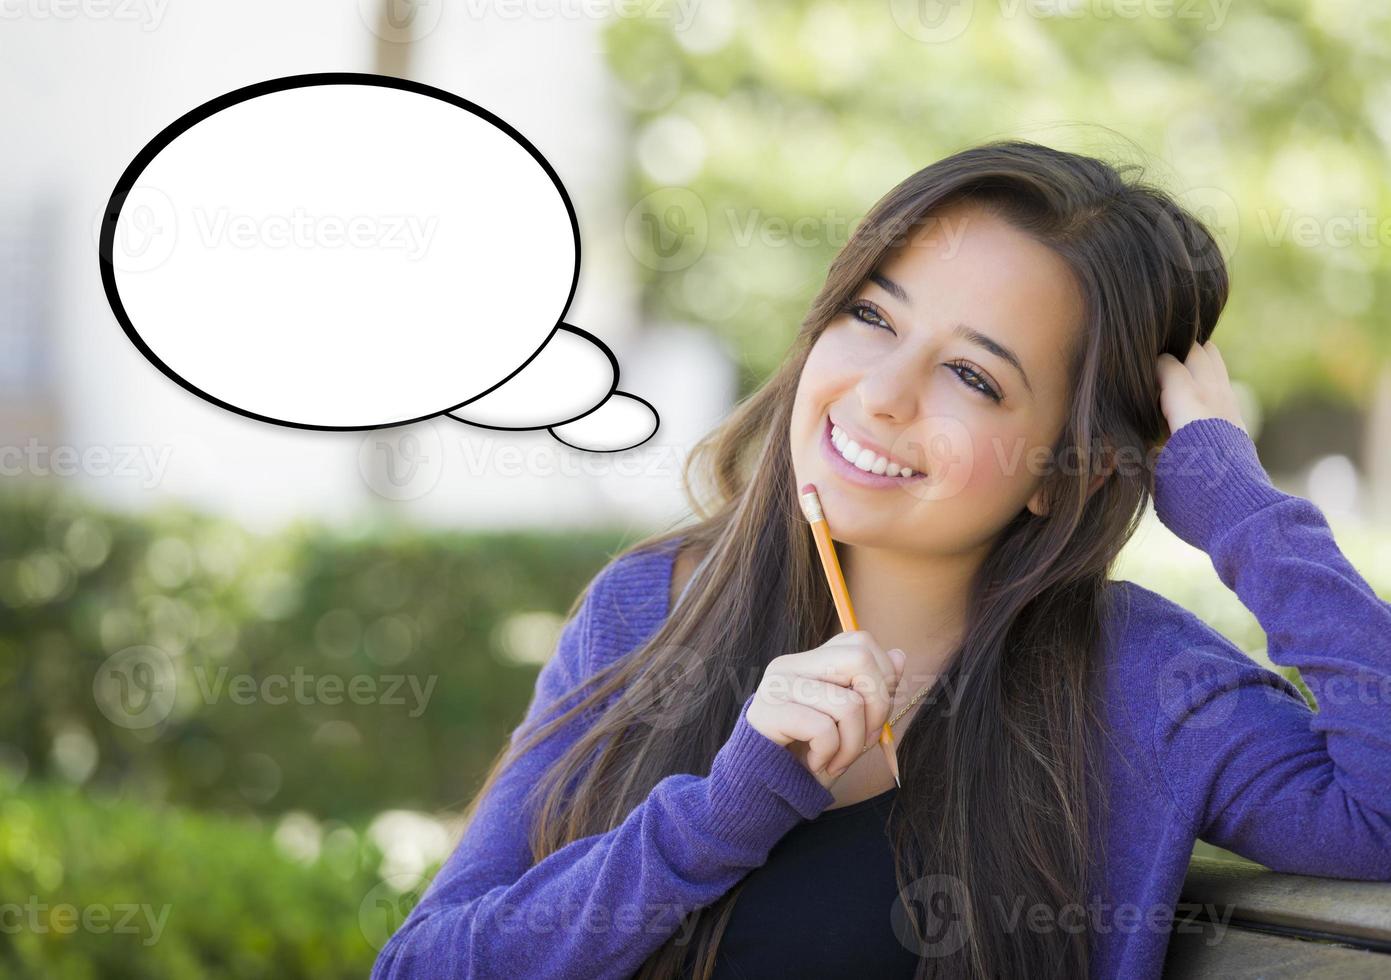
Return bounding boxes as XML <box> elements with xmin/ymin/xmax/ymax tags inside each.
<box><xmin>863</xmin><ymin>680</ymin><xmax>939</xmax><ymax>753</ymax></box>
<box><xmin>889</xmin><ymin>679</ymin><xmax>937</xmax><ymax>727</ymax></box>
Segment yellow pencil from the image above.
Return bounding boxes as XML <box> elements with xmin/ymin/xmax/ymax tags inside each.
<box><xmin>797</xmin><ymin>482</ymin><xmax>901</xmax><ymax>788</ymax></box>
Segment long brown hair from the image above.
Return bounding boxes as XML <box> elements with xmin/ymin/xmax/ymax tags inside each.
<box><xmin>460</xmin><ymin>138</ymin><xmax>1228</xmax><ymax>978</ymax></box>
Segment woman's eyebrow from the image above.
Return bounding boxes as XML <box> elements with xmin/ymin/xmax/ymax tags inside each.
<box><xmin>869</xmin><ymin>271</ymin><xmax>1034</xmax><ymax>397</ymax></box>
<box><xmin>869</xmin><ymin>271</ymin><xmax>911</xmax><ymax>305</ymax></box>
<box><xmin>953</xmin><ymin>324</ymin><xmax>1034</xmax><ymax>397</ymax></box>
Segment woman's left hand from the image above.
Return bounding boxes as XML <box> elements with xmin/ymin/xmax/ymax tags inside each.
<box><xmin>1156</xmin><ymin>339</ymin><xmax>1248</xmax><ymax>439</ymax></box>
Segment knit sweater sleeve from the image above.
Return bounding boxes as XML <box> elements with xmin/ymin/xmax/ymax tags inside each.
<box><xmin>1143</xmin><ymin>416</ymin><xmax>1391</xmax><ymax>879</ymax></box>
<box><xmin>371</xmin><ymin>550</ymin><xmax>835</xmax><ymax>980</ymax></box>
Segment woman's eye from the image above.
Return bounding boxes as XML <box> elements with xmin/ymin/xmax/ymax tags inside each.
<box><xmin>842</xmin><ymin>300</ymin><xmax>1002</xmax><ymax>404</ymax></box>
<box><xmin>845</xmin><ymin>300</ymin><xmax>892</xmax><ymax>331</ymax></box>
<box><xmin>948</xmin><ymin>362</ymin><xmax>1002</xmax><ymax>403</ymax></box>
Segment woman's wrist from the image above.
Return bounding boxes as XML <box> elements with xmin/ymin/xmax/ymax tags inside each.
<box><xmin>701</xmin><ymin>694</ymin><xmax>835</xmax><ymax>853</ymax></box>
<box><xmin>1152</xmin><ymin>416</ymin><xmax>1286</xmax><ymax>553</ymax></box>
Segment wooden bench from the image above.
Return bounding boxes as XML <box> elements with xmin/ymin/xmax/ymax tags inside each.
<box><xmin>1164</xmin><ymin>857</ymin><xmax>1391</xmax><ymax>978</ymax></box>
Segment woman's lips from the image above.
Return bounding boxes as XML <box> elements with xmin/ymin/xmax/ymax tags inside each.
<box><xmin>819</xmin><ymin>415</ymin><xmax>928</xmax><ymax>490</ymax></box>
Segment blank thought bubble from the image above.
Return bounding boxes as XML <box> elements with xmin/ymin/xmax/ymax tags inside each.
<box><xmin>98</xmin><ymin>72</ymin><xmax>659</xmax><ymax>452</ymax></box>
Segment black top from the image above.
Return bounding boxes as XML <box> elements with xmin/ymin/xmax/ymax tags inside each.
<box><xmin>689</xmin><ymin>786</ymin><xmax>921</xmax><ymax>979</ymax></box>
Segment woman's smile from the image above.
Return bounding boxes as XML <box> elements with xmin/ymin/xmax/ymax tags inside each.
<box><xmin>818</xmin><ymin>413</ymin><xmax>929</xmax><ymax>490</ymax></box>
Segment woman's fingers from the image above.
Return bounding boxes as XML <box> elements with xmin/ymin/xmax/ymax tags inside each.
<box><xmin>777</xmin><ymin>633</ymin><xmax>898</xmax><ymax>750</ymax></box>
<box><xmin>1204</xmin><ymin>340</ymin><xmax>1231</xmax><ymax>382</ymax></box>
<box><xmin>787</xmin><ymin>676</ymin><xmax>868</xmax><ymax>775</ymax></box>
<box><xmin>749</xmin><ymin>630</ymin><xmax>906</xmax><ymax>783</ymax></box>
<box><xmin>1156</xmin><ymin>339</ymin><xmax>1246</xmax><ymax>437</ymax></box>
<box><xmin>795</xmin><ymin>631</ymin><xmax>899</xmax><ymax>696</ymax></box>
<box><xmin>769</xmin><ymin>698</ymin><xmax>844</xmax><ymax>775</ymax></box>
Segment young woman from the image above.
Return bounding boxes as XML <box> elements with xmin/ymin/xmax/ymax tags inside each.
<box><xmin>372</xmin><ymin>140</ymin><xmax>1391</xmax><ymax>979</ymax></box>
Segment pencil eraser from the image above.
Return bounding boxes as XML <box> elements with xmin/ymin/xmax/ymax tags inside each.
<box><xmin>800</xmin><ymin>483</ymin><xmax>817</xmax><ymax>495</ymax></box>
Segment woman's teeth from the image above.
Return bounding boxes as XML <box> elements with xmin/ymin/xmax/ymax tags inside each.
<box><xmin>830</xmin><ymin>424</ymin><xmax>915</xmax><ymax>477</ymax></box>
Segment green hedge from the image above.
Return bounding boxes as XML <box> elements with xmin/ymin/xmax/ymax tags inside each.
<box><xmin>0</xmin><ymin>781</ymin><xmax>437</xmax><ymax>980</ymax></box>
<box><xmin>0</xmin><ymin>482</ymin><xmax>644</xmax><ymax>822</ymax></box>
<box><xmin>4</xmin><ymin>481</ymin><xmax>1388</xmax><ymax>826</ymax></box>
<box><xmin>3</xmin><ymin>483</ymin><xmax>1387</xmax><ymax>976</ymax></box>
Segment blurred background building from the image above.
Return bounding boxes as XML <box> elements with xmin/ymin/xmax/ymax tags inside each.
<box><xmin>4</xmin><ymin>1</ymin><xmax>1391</xmax><ymax>533</ymax></box>
<box><xmin>1</xmin><ymin>0</ymin><xmax>737</xmax><ymax>534</ymax></box>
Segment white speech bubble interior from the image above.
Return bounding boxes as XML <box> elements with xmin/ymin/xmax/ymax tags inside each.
<box><xmin>449</xmin><ymin>324</ymin><xmax>616</xmax><ymax>430</ymax></box>
<box><xmin>549</xmin><ymin>391</ymin><xmax>659</xmax><ymax>452</ymax></box>
<box><xmin>104</xmin><ymin>76</ymin><xmax>578</xmax><ymax>429</ymax></box>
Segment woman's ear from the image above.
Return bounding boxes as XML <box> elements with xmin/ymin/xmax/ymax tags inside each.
<box><xmin>1028</xmin><ymin>442</ymin><xmax>1116</xmax><ymax>517</ymax></box>
<box><xmin>1085</xmin><ymin>442</ymin><xmax>1117</xmax><ymax>499</ymax></box>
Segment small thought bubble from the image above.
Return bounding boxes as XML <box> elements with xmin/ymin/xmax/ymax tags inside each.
<box><xmin>99</xmin><ymin>72</ymin><xmax>659</xmax><ymax>452</ymax></box>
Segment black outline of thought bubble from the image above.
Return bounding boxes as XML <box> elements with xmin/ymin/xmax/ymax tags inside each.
<box><xmin>99</xmin><ymin>71</ymin><xmax>658</xmax><ymax>450</ymax></box>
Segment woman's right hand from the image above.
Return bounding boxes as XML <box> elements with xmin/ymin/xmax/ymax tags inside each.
<box><xmin>746</xmin><ymin>631</ymin><xmax>906</xmax><ymax>788</ymax></box>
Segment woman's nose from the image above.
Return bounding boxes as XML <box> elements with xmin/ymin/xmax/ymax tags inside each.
<box><xmin>855</xmin><ymin>356</ymin><xmax>928</xmax><ymax>422</ymax></box>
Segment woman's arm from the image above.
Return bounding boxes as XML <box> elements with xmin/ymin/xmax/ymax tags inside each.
<box><xmin>371</xmin><ymin>555</ymin><xmax>834</xmax><ymax>980</ymax></box>
<box><xmin>1145</xmin><ymin>415</ymin><xmax>1391</xmax><ymax>879</ymax></box>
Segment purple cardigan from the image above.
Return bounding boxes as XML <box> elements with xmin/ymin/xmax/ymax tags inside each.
<box><xmin>371</xmin><ymin>417</ymin><xmax>1391</xmax><ymax>979</ymax></box>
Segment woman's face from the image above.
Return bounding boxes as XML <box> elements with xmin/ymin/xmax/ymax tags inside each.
<box><xmin>790</xmin><ymin>200</ymin><xmax>1085</xmax><ymax>557</ymax></box>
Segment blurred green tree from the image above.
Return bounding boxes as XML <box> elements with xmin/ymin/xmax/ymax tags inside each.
<box><xmin>603</xmin><ymin>1</ymin><xmax>1391</xmax><ymax>441</ymax></box>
